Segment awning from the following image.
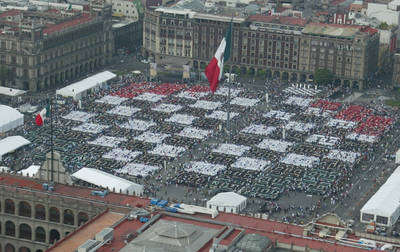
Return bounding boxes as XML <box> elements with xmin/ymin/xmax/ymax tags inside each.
<box><xmin>0</xmin><ymin>136</ymin><xmax>31</xmax><ymax>158</ymax></box>
<box><xmin>71</xmin><ymin>167</ymin><xmax>143</xmax><ymax>196</ymax></box>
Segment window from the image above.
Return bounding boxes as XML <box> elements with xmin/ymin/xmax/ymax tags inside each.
<box><xmin>362</xmin><ymin>213</ymin><xmax>374</xmax><ymax>222</ymax></box>
<box><xmin>376</xmin><ymin>215</ymin><xmax>388</xmax><ymax>225</ymax></box>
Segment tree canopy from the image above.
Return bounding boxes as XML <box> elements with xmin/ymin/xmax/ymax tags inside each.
<box><xmin>378</xmin><ymin>22</ymin><xmax>389</xmax><ymax>30</ymax></box>
<box><xmin>314</xmin><ymin>68</ymin><xmax>333</xmax><ymax>85</ymax></box>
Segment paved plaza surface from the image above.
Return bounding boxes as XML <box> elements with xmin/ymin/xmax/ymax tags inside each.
<box><xmin>2</xmin><ymin>60</ymin><xmax>400</xmax><ymax>235</ymax></box>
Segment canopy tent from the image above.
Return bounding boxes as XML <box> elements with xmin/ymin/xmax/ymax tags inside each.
<box><xmin>0</xmin><ymin>86</ymin><xmax>26</xmax><ymax>96</ymax></box>
<box><xmin>360</xmin><ymin>166</ymin><xmax>400</xmax><ymax>227</ymax></box>
<box><xmin>0</xmin><ymin>105</ymin><xmax>24</xmax><ymax>133</ymax></box>
<box><xmin>18</xmin><ymin>165</ymin><xmax>40</xmax><ymax>177</ymax></box>
<box><xmin>0</xmin><ymin>136</ymin><xmax>31</xmax><ymax>160</ymax></box>
<box><xmin>56</xmin><ymin>71</ymin><xmax>116</xmax><ymax>100</ymax></box>
<box><xmin>207</xmin><ymin>191</ymin><xmax>247</xmax><ymax>214</ymax></box>
<box><xmin>396</xmin><ymin>149</ymin><xmax>400</xmax><ymax>164</ymax></box>
<box><xmin>71</xmin><ymin>167</ymin><xmax>144</xmax><ymax>196</ymax></box>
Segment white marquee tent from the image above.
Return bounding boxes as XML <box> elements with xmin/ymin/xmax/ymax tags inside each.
<box><xmin>56</xmin><ymin>71</ymin><xmax>116</xmax><ymax>100</ymax></box>
<box><xmin>18</xmin><ymin>165</ymin><xmax>41</xmax><ymax>177</ymax></box>
<box><xmin>207</xmin><ymin>191</ymin><xmax>247</xmax><ymax>214</ymax></box>
<box><xmin>0</xmin><ymin>86</ymin><xmax>26</xmax><ymax>97</ymax></box>
<box><xmin>360</xmin><ymin>166</ymin><xmax>400</xmax><ymax>227</ymax></box>
<box><xmin>0</xmin><ymin>105</ymin><xmax>24</xmax><ymax>133</ymax></box>
<box><xmin>396</xmin><ymin>149</ymin><xmax>400</xmax><ymax>164</ymax></box>
<box><xmin>0</xmin><ymin>136</ymin><xmax>31</xmax><ymax>160</ymax></box>
<box><xmin>71</xmin><ymin>167</ymin><xmax>144</xmax><ymax>196</ymax></box>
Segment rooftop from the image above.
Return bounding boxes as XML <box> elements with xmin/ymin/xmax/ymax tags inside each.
<box><xmin>0</xmin><ymin>9</ymin><xmax>95</xmax><ymax>36</ymax></box>
<box><xmin>43</xmin><ymin>13</ymin><xmax>93</xmax><ymax>35</ymax></box>
<box><xmin>0</xmin><ymin>174</ymin><xmax>150</xmax><ymax>208</ymax></box>
<box><xmin>86</xmin><ymin>211</ymin><xmax>377</xmax><ymax>252</ymax></box>
<box><xmin>48</xmin><ymin>211</ymin><xmax>125</xmax><ymax>252</ymax></box>
<box><xmin>248</xmin><ymin>14</ymin><xmax>307</xmax><ymax>26</ymax></box>
<box><xmin>302</xmin><ymin>23</ymin><xmax>377</xmax><ymax>37</ymax></box>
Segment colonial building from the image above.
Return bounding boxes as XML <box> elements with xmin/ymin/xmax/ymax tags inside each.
<box><xmin>0</xmin><ymin>150</ymin><xmax>147</xmax><ymax>252</ymax></box>
<box><xmin>0</xmin><ymin>2</ymin><xmax>114</xmax><ymax>91</ymax></box>
<box><xmin>143</xmin><ymin>8</ymin><xmax>379</xmax><ymax>89</ymax></box>
<box><xmin>300</xmin><ymin>23</ymin><xmax>379</xmax><ymax>89</ymax></box>
<box><xmin>392</xmin><ymin>53</ymin><xmax>400</xmax><ymax>87</ymax></box>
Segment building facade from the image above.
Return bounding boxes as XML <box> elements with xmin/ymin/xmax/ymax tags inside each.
<box><xmin>392</xmin><ymin>53</ymin><xmax>400</xmax><ymax>87</ymax></box>
<box><xmin>143</xmin><ymin>8</ymin><xmax>380</xmax><ymax>89</ymax></box>
<box><xmin>0</xmin><ymin>3</ymin><xmax>114</xmax><ymax>91</ymax></box>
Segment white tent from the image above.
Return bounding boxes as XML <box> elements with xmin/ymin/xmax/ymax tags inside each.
<box><xmin>396</xmin><ymin>149</ymin><xmax>400</xmax><ymax>164</ymax></box>
<box><xmin>71</xmin><ymin>167</ymin><xmax>144</xmax><ymax>196</ymax></box>
<box><xmin>360</xmin><ymin>166</ymin><xmax>400</xmax><ymax>227</ymax></box>
<box><xmin>0</xmin><ymin>86</ymin><xmax>26</xmax><ymax>96</ymax></box>
<box><xmin>0</xmin><ymin>105</ymin><xmax>24</xmax><ymax>133</ymax></box>
<box><xmin>207</xmin><ymin>191</ymin><xmax>247</xmax><ymax>214</ymax></box>
<box><xmin>18</xmin><ymin>165</ymin><xmax>40</xmax><ymax>177</ymax></box>
<box><xmin>56</xmin><ymin>71</ymin><xmax>116</xmax><ymax>100</ymax></box>
<box><xmin>0</xmin><ymin>136</ymin><xmax>31</xmax><ymax>160</ymax></box>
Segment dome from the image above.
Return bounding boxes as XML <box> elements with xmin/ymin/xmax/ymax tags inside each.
<box><xmin>155</xmin><ymin>221</ymin><xmax>195</xmax><ymax>239</ymax></box>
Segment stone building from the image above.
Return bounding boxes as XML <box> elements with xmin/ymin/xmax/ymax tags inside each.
<box><xmin>392</xmin><ymin>53</ymin><xmax>400</xmax><ymax>87</ymax></box>
<box><xmin>143</xmin><ymin>8</ymin><xmax>380</xmax><ymax>89</ymax></box>
<box><xmin>0</xmin><ymin>173</ymin><xmax>145</xmax><ymax>252</ymax></box>
<box><xmin>0</xmin><ymin>1</ymin><xmax>114</xmax><ymax>91</ymax></box>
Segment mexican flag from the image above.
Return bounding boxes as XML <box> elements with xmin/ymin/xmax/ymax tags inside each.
<box><xmin>35</xmin><ymin>104</ymin><xmax>50</xmax><ymax>126</ymax></box>
<box><xmin>205</xmin><ymin>22</ymin><xmax>232</xmax><ymax>93</ymax></box>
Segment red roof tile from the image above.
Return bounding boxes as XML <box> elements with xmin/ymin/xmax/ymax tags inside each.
<box><xmin>0</xmin><ymin>9</ymin><xmax>21</xmax><ymax>18</ymax></box>
<box><xmin>43</xmin><ymin>13</ymin><xmax>93</xmax><ymax>35</ymax></box>
<box><xmin>0</xmin><ymin>175</ymin><xmax>150</xmax><ymax>208</ymax></box>
<box><xmin>219</xmin><ymin>228</ymin><xmax>241</xmax><ymax>245</ymax></box>
<box><xmin>97</xmin><ymin>218</ymin><xmax>144</xmax><ymax>252</ymax></box>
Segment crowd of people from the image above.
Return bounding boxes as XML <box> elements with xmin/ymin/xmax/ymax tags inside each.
<box><xmin>1</xmin><ymin>74</ymin><xmax>399</xmax><ymax>223</ymax></box>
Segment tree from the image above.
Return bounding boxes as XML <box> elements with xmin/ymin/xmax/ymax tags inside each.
<box><xmin>257</xmin><ymin>69</ymin><xmax>266</xmax><ymax>77</ymax></box>
<box><xmin>223</xmin><ymin>65</ymin><xmax>230</xmax><ymax>73</ymax></box>
<box><xmin>314</xmin><ymin>68</ymin><xmax>333</xmax><ymax>85</ymax></box>
<box><xmin>378</xmin><ymin>22</ymin><xmax>389</xmax><ymax>30</ymax></box>
<box><xmin>246</xmin><ymin>68</ymin><xmax>255</xmax><ymax>76</ymax></box>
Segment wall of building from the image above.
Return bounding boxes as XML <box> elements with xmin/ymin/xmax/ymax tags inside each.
<box><xmin>143</xmin><ymin>9</ymin><xmax>380</xmax><ymax>89</ymax></box>
<box><xmin>0</xmin><ymin>184</ymin><xmax>104</xmax><ymax>252</ymax></box>
<box><xmin>0</xmin><ymin>6</ymin><xmax>114</xmax><ymax>91</ymax></box>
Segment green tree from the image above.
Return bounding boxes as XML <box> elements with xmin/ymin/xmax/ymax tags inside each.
<box><xmin>223</xmin><ymin>65</ymin><xmax>230</xmax><ymax>73</ymax></box>
<box><xmin>233</xmin><ymin>67</ymin><xmax>240</xmax><ymax>75</ymax></box>
<box><xmin>314</xmin><ymin>68</ymin><xmax>333</xmax><ymax>85</ymax></box>
<box><xmin>257</xmin><ymin>69</ymin><xmax>266</xmax><ymax>77</ymax></box>
<box><xmin>379</xmin><ymin>22</ymin><xmax>389</xmax><ymax>30</ymax></box>
<box><xmin>246</xmin><ymin>68</ymin><xmax>255</xmax><ymax>76</ymax></box>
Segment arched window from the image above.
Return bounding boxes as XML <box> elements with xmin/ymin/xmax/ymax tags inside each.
<box><xmin>78</xmin><ymin>212</ymin><xmax>89</xmax><ymax>226</ymax></box>
<box><xmin>49</xmin><ymin>229</ymin><xmax>60</xmax><ymax>244</ymax></box>
<box><xmin>49</xmin><ymin>207</ymin><xmax>60</xmax><ymax>222</ymax></box>
<box><xmin>35</xmin><ymin>204</ymin><xmax>46</xmax><ymax>220</ymax></box>
<box><xmin>19</xmin><ymin>224</ymin><xmax>32</xmax><ymax>240</ymax></box>
<box><xmin>18</xmin><ymin>201</ymin><xmax>31</xmax><ymax>217</ymax></box>
<box><xmin>63</xmin><ymin>209</ymin><xmax>74</xmax><ymax>225</ymax></box>
<box><xmin>35</xmin><ymin>227</ymin><xmax>46</xmax><ymax>243</ymax></box>
<box><xmin>18</xmin><ymin>247</ymin><xmax>30</xmax><ymax>252</ymax></box>
<box><xmin>5</xmin><ymin>221</ymin><xmax>15</xmax><ymax>236</ymax></box>
<box><xmin>5</xmin><ymin>243</ymin><xmax>15</xmax><ymax>252</ymax></box>
<box><xmin>5</xmin><ymin>199</ymin><xmax>15</xmax><ymax>214</ymax></box>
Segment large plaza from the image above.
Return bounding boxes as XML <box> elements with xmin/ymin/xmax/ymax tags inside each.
<box><xmin>2</xmin><ymin>72</ymin><xmax>399</xmax><ymax>226</ymax></box>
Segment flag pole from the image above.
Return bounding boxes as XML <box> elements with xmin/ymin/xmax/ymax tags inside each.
<box><xmin>226</xmin><ymin>16</ymin><xmax>233</xmax><ymax>141</ymax></box>
<box><xmin>49</xmin><ymin>96</ymin><xmax>54</xmax><ymax>182</ymax></box>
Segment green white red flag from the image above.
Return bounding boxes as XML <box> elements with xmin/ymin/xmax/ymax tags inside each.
<box><xmin>205</xmin><ymin>22</ymin><xmax>232</xmax><ymax>93</ymax></box>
